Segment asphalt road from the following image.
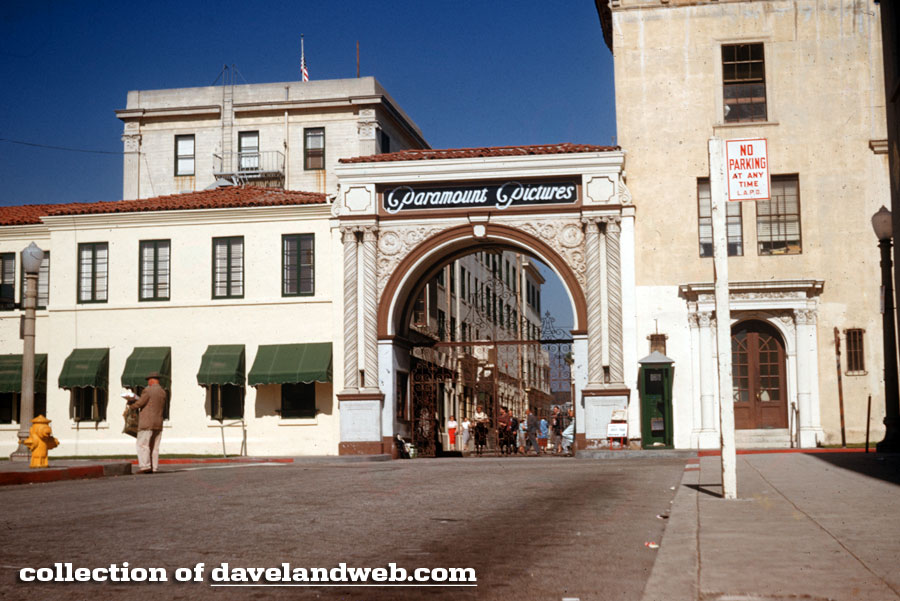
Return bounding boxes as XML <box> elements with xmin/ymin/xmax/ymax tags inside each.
<box><xmin>0</xmin><ymin>456</ymin><xmax>686</xmax><ymax>601</ymax></box>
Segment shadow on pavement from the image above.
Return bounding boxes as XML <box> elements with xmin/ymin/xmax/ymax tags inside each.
<box><xmin>683</xmin><ymin>483</ymin><xmax>724</xmax><ymax>498</ymax></box>
<box><xmin>808</xmin><ymin>451</ymin><xmax>900</xmax><ymax>487</ymax></box>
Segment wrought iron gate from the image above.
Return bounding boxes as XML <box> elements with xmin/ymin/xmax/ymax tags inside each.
<box><xmin>409</xmin><ymin>313</ymin><xmax>573</xmax><ymax>457</ymax></box>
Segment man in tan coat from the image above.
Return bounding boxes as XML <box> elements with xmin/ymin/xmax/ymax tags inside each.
<box><xmin>128</xmin><ymin>371</ymin><xmax>167</xmax><ymax>474</ymax></box>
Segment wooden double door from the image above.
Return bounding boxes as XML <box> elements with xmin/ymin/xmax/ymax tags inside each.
<box><xmin>732</xmin><ymin>320</ymin><xmax>788</xmax><ymax>429</ymax></box>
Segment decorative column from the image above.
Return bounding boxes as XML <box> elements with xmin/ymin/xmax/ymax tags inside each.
<box><xmin>688</xmin><ymin>312</ymin><xmax>703</xmax><ymax>445</ymax></box>
<box><xmin>605</xmin><ymin>217</ymin><xmax>624</xmax><ymax>384</ymax></box>
<box><xmin>583</xmin><ymin>217</ymin><xmax>603</xmax><ymax>387</ymax></box>
<box><xmin>697</xmin><ymin>311</ymin><xmax>718</xmax><ymax>447</ymax></box>
<box><xmin>341</xmin><ymin>227</ymin><xmax>360</xmax><ymax>392</ymax></box>
<box><xmin>794</xmin><ymin>309</ymin><xmax>816</xmax><ymax>447</ymax></box>
<box><xmin>361</xmin><ymin>225</ymin><xmax>379</xmax><ymax>391</ymax></box>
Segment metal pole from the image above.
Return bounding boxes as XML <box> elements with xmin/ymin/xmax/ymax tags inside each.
<box><xmin>10</xmin><ymin>271</ymin><xmax>37</xmax><ymax>461</ymax></box>
<box><xmin>877</xmin><ymin>237</ymin><xmax>900</xmax><ymax>453</ymax></box>
<box><xmin>866</xmin><ymin>394</ymin><xmax>872</xmax><ymax>453</ymax></box>
<box><xmin>834</xmin><ymin>327</ymin><xmax>846</xmax><ymax>447</ymax></box>
<box><xmin>709</xmin><ymin>137</ymin><xmax>737</xmax><ymax>499</ymax></box>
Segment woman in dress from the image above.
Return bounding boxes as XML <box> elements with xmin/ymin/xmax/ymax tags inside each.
<box><xmin>446</xmin><ymin>415</ymin><xmax>458</xmax><ymax>450</ymax></box>
<box><xmin>473</xmin><ymin>405</ymin><xmax>489</xmax><ymax>456</ymax></box>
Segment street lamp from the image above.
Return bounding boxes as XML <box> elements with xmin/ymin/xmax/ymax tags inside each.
<box><xmin>10</xmin><ymin>242</ymin><xmax>43</xmax><ymax>461</ymax></box>
<box><xmin>872</xmin><ymin>207</ymin><xmax>900</xmax><ymax>453</ymax></box>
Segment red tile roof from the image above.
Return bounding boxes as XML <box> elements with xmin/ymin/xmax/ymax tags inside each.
<box><xmin>0</xmin><ymin>187</ymin><xmax>327</xmax><ymax>226</ymax></box>
<box><xmin>340</xmin><ymin>143</ymin><xmax>620</xmax><ymax>164</ymax></box>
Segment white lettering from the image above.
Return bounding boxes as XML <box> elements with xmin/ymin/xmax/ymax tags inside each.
<box><xmin>18</xmin><ymin>568</ymin><xmax>34</xmax><ymax>582</ymax></box>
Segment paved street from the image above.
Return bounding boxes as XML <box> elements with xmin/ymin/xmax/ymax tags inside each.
<box><xmin>0</xmin><ymin>457</ymin><xmax>685</xmax><ymax>601</ymax></box>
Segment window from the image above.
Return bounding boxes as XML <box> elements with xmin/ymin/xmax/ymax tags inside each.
<box><xmin>281</xmin><ymin>382</ymin><xmax>316</xmax><ymax>418</ymax></box>
<box><xmin>438</xmin><ymin>309</ymin><xmax>446</xmax><ymax>340</ymax></box>
<box><xmin>722</xmin><ymin>43</ymin><xmax>766</xmax><ymax>123</ymax></box>
<box><xmin>139</xmin><ymin>240</ymin><xmax>170</xmax><ymax>301</ymax></box>
<box><xmin>757</xmin><ymin>176</ymin><xmax>801</xmax><ymax>255</ymax></box>
<box><xmin>698</xmin><ymin>178</ymin><xmax>743</xmax><ymax>257</ymax></box>
<box><xmin>282</xmin><ymin>234</ymin><xmax>314</xmax><ymax>296</ymax></box>
<box><xmin>73</xmin><ymin>387</ymin><xmax>107</xmax><ymax>422</ymax></box>
<box><xmin>846</xmin><ymin>329</ymin><xmax>866</xmax><ymax>374</ymax></box>
<box><xmin>212</xmin><ymin>237</ymin><xmax>244</xmax><ymax>298</ymax></box>
<box><xmin>436</xmin><ymin>268</ymin><xmax>445</xmax><ymax>287</ymax></box>
<box><xmin>304</xmin><ymin>127</ymin><xmax>325</xmax><ymax>170</ymax></box>
<box><xmin>175</xmin><ymin>134</ymin><xmax>195</xmax><ymax>176</ymax></box>
<box><xmin>16</xmin><ymin>252</ymin><xmax>51</xmax><ymax>309</ymax></box>
<box><xmin>396</xmin><ymin>372</ymin><xmax>409</xmax><ymax>420</ymax></box>
<box><xmin>0</xmin><ymin>393</ymin><xmax>46</xmax><ymax>424</ymax></box>
<box><xmin>413</xmin><ymin>290</ymin><xmax>427</xmax><ymax>326</ymax></box>
<box><xmin>450</xmin><ymin>317</ymin><xmax>457</xmax><ymax>342</ymax></box>
<box><xmin>0</xmin><ymin>253</ymin><xmax>14</xmax><ymax>310</ymax></box>
<box><xmin>211</xmin><ymin>384</ymin><xmax>244</xmax><ymax>420</ymax></box>
<box><xmin>379</xmin><ymin>130</ymin><xmax>390</xmax><ymax>154</ymax></box>
<box><xmin>460</xmin><ymin>267</ymin><xmax>467</xmax><ymax>298</ymax></box>
<box><xmin>238</xmin><ymin>131</ymin><xmax>259</xmax><ymax>171</ymax></box>
<box><xmin>77</xmin><ymin>243</ymin><xmax>108</xmax><ymax>303</ymax></box>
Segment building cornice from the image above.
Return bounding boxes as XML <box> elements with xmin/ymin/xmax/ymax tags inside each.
<box><xmin>0</xmin><ymin>224</ymin><xmax>51</xmax><ymax>241</ymax></box>
<box><xmin>39</xmin><ymin>203</ymin><xmax>333</xmax><ymax>231</ymax></box>
<box><xmin>679</xmin><ymin>279</ymin><xmax>826</xmax><ymax>302</ymax></box>
<box><xmin>334</xmin><ymin>151</ymin><xmax>626</xmax><ymax>185</ymax></box>
<box><xmin>116</xmin><ymin>105</ymin><xmax>222</xmax><ymax>121</ymax></box>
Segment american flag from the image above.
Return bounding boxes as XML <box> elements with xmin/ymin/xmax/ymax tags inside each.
<box><xmin>301</xmin><ymin>35</ymin><xmax>309</xmax><ymax>82</ymax></box>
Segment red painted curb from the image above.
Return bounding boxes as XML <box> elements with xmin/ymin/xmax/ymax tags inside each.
<box><xmin>128</xmin><ymin>457</ymin><xmax>295</xmax><ymax>465</ymax></box>
<box><xmin>697</xmin><ymin>448</ymin><xmax>870</xmax><ymax>457</ymax></box>
<box><xmin>0</xmin><ymin>465</ymin><xmax>105</xmax><ymax>486</ymax></box>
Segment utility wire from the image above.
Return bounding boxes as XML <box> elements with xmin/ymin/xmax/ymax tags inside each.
<box><xmin>0</xmin><ymin>138</ymin><xmax>120</xmax><ymax>155</ymax></box>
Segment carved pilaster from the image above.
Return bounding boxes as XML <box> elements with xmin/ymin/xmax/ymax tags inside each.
<box><xmin>361</xmin><ymin>226</ymin><xmax>379</xmax><ymax>389</ymax></box>
<box><xmin>342</xmin><ymin>227</ymin><xmax>360</xmax><ymax>391</ymax></box>
<box><xmin>121</xmin><ymin>133</ymin><xmax>141</xmax><ymax>153</ymax></box>
<box><xmin>583</xmin><ymin>217</ymin><xmax>603</xmax><ymax>386</ymax></box>
<box><xmin>604</xmin><ymin>217</ymin><xmax>624</xmax><ymax>384</ymax></box>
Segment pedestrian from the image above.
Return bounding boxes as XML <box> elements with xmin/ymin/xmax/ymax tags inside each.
<box><xmin>550</xmin><ymin>406</ymin><xmax>564</xmax><ymax>454</ymax></box>
<box><xmin>473</xmin><ymin>405</ymin><xmax>489</xmax><ymax>456</ymax></box>
<box><xmin>508</xmin><ymin>412</ymin><xmax>520</xmax><ymax>455</ymax></box>
<box><xmin>561</xmin><ymin>407</ymin><xmax>576</xmax><ymax>456</ymax></box>
<box><xmin>126</xmin><ymin>371</ymin><xmax>167</xmax><ymax>474</ymax></box>
<box><xmin>446</xmin><ymin>415</ymin><xmax>458</xmax><ymax>450</ymax></box>
<box><xmin>498</xmin><ymin>406</ymin><xmax>511</xmax><ymax>455</ymax></box>
<box><xmin>525</xmin><ymin>407</ymin><xmax>541</xmax><ymax>455</ymax></box>
<box><xmin>538</xmin><ymin>415</ymin><xmax>549</xmax><ymax>451</ymax></box>
<box><xmin>461</xmin><ymin>416</ymin><xmax>472</xmax><ymax>453</ymax></box>
<box><xmin>517</xmin><ymin>416</ymin><xmax>526</xmax><ymax>453</ymax></box>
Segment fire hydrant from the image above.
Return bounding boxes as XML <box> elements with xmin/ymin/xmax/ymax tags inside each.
<box><xmin>23</xmin><ymin>415</ymin><xmax>59</xmax><ymax>468</ymax></box>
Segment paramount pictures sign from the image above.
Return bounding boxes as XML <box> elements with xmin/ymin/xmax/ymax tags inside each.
<box><xmin>382</xmin><ymin>180</ymin><xmax>578</xmax><ymax>214</ymax></box>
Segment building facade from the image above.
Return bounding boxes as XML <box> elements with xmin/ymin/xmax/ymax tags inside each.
<box><xmin>117</xmin><ymin>77</ymin><xmax>428</xmax><ymax>200</ymax></box>
<box><xmin>598</xmin><ymin>0</ymin><xmax>890</xmax><ymax>447</ymax></box>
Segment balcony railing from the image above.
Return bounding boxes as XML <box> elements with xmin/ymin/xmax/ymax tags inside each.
<box><xmin>213</xmin><ymin>151</ymin><xmax>285</xmax><ymax>184</ymax></box>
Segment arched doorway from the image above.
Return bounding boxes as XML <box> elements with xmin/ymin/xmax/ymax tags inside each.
<box><xmin>732</xmin><ymin>320</ymin><xmax>788</xmax><ymax>429</ymax></box>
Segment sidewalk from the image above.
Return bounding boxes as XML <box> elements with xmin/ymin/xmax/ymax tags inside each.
<box><xmin>642</xmin><ymin>451</ymin><xmax>900</xmax><ymax>601</ymax></box>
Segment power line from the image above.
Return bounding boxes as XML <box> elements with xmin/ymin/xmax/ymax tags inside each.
<box><xmin>0</xmin><ymin>138</ymin><xmax>120</xmax><ymax>155</ymax></box>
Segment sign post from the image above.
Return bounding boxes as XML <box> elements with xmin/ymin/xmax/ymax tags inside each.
<box><xmin>710</xmin><ymin>136</ymin><xmax>770</xmax><ymax>500</ymax></box>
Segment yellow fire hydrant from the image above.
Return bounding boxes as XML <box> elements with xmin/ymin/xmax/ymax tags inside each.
<box><xmin>23</xmin><ymin>415</ymin><xmax>59</xmax><ymax>468</ymax></box>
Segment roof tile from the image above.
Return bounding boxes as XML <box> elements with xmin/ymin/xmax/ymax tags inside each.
<box><xmin>0</xmin><ymin>187</ymin><xmax>327</xmax><ymax>227</ymax></box>
<box><xmin>340</xmin><ymin>142</ymin><xmax>620</xmax><ymax>164</ymax></box>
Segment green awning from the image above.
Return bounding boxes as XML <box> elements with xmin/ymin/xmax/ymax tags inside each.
<box><xmin>197</xmin><ymin>345</ymin><xmax>245</xmax><ymax>387</ymax></box>
<box><xmin>58</xmin><ymin>348</ymin><xmax>109</xmax><ymax>389</ymax></box>
<box><xmin>121</xmin><ymin>347</ymin><xmax>171</xmax><ymax>389</ymax></box>
<box><xmin>248</xmin><ymin>343</ymin><xmax>332</xmax><ymax>386</ymax></box>
<box><xmin>0</xmin><ymin>354</ymin><xmax>47</xmax><ymax>394</ymax></box>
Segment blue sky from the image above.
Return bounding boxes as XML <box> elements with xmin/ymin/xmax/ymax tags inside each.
<box><xmin>0</xmin><ymin>0</ymin><xmax>615</xmax><ymax>327</ymax></box>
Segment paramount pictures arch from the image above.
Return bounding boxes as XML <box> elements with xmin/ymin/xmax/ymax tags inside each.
<box><xmin>332</xmin><ymin>148</ymin><xmax>638</xmax><ymax>455</ymax></box>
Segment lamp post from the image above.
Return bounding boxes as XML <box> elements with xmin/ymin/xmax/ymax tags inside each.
<box><xmin>872</xmin><ymin>207</ymin><xmax>900</xmax><ymax>453</ymax></box>
<box><xmin>10</xmin><ymin>242</ymin><xmax>43</xmax><ymax>461</ymax></box>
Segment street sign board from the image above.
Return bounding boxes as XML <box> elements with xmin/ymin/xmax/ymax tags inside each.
<box><xmin>725</xmin><ymin>138</ymin><xmax>769</xmax><ymax>201</ymax></box>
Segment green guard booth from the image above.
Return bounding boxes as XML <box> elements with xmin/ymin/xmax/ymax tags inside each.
<box><xmin>638</xmin><ymin>351</ymin><xmax>675</xmax><ymax>449</ymax></box>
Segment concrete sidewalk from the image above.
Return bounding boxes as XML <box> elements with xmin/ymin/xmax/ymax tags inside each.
<box><xmin>0</xmin><ymin>459</ymin><xmax>133</xmax><ymax>486</ymax></box>
<box><xmin>642</xmin><ymin>451</ymin><xmax>900</xmax><ymax>601</ymax></box>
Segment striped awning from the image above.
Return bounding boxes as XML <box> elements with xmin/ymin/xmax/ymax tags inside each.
<box><xmin>247</xmin><ymin>343</ymin><xmax>332</xmax><ymax>386</ymax></box>
<box><xmin>0</xmin><ymin>354</ymin><xmax>47</xmax><ymax>394</ymax></box>
<box><xmin>58</xmin><ymin>348</ymin><xmax>109</xmax><ymax>389</ymax></box>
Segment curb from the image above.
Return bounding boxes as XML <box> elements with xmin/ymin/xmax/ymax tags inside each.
<box><xmin>576</xmin><ymin>449</ymin><xmax>699</xmax><ymax>459</ymax></box>
<box><xmin>697</xmin><ymin>447</ymin><xmax>870</xmax><ymax>457</ymax></box>
<box><xmin>0</xmin><ymin>462</ymin><xmax>132</xmax><ymax>487</ymax></box>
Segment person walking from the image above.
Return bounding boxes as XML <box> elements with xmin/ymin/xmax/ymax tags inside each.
<box><xmin>127</xmin><ymin>371</ymin><xmax>167</xmax><ymax>474</ymax></box>
<box><xmin>473</xmin><ymin>405</ymin><xmax>489</xmax><ymax>456</ymax></box>
<box><xmin>460</xmin><ymin>416</ymin><xmax>472</xmax><ymax>453</ymax></box>
<box><xmin>447</xmin><ymin>415</ymin><xmax>458</xmax><ymax>450</ymax></box>
<box><xmin>525</xmin><ymin>407</ymin><xmax>541</xmax><ymax>455</ymax></box>
<box><xmin>538</xmin><ymin>415</ymin><xmax>549</xmax><ymax>451</ymax></box>
<box><xmin>550</xmin><ymin>406</ymin><xmax>564</xmax><ymax>454</ymax></box>
<box><xmin>498</xmin><ymin>407</ymin><xmax>511</xmax><ymax>455</ymax></box>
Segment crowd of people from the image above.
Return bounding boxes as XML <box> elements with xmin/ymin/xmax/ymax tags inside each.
<box><xmin>445</xmin><ymin>405</ymin><xmax>574</xmax><ymax>457</ymax></box>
